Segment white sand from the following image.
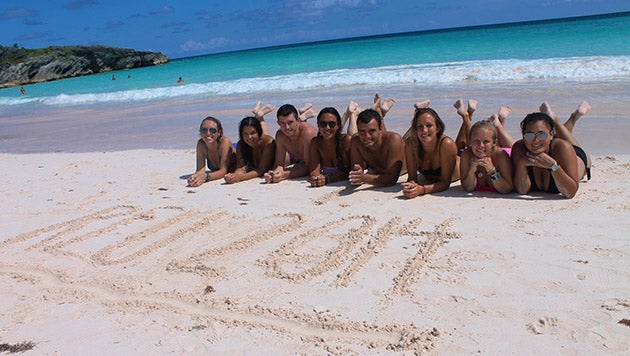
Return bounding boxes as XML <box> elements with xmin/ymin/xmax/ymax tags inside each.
<box><xmin>1</xmin><ymin>148</ymin><xmax>629</xmax><ymax>354</ymax></box>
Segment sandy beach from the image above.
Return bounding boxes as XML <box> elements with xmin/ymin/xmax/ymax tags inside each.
<box><xmin>1</xmin><ymin>81</ymin><xmax>629</xmax><ymax>354</ymax></box>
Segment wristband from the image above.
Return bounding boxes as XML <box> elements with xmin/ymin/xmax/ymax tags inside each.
<box><xmin>205</xmin><ymin>172</ymin><xmax>211</xmax><ymax>182</ymax></box>
<box><xmin>489</xmin><ymin>171</ymin><xmax>502</xmax><ymax>181</ymax></box>
<box><xmin>549</xmin><ymin>162</ymin><xmax>559</xmax><ymax>172</ymax></box>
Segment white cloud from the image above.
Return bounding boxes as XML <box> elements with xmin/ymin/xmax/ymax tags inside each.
<box><xmin>180</xmin><ymin>37</ymin><xmax>229</xmax><ymax>52</ymax></box>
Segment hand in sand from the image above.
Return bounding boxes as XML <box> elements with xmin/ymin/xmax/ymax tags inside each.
<box><xmin>224</xmin><ymin>173</ymin><xmax>241</xmax><ymax>184</ymax></box>
<box><xmin>310</xmin><ymin>174</ymin><xmax>326</xmax><ymax>187</ymax></box>
<box><xmin>187</xmin><ymin>172</ymin><xmax>205</xmax><ymax>187</ymax></box>
<box><xmin>401</xmin><ymin>181</ymin><xmax>422</xmax><ymax>199</ymax></box>
<box><xmin>348</xmin><ymin>164</ymin><xmax>365</xmax><ymax>185</ymax></box>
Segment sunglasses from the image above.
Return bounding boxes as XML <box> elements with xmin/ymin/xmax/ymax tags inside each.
<box><xmin>200</xmin><ymin>127</ymin><xmax>218</xmax><ymax>134</ymax></box>
<box><xmin>318</xmin><ymin>121</ymin><xmax>337</xmax><ymax>129</ymax></box>
<box><xmin>523</xmin><ymin>131</ymin><xmax>549</xmax><ymax>141</ymax></box>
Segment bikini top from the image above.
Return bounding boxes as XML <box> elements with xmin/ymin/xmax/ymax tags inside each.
<box><xmin>526</xmin><ymin>139</ymin><xmax>560</xmax><ymax>194</ymax></box>
<box><xmin>419</xmin><ymin>136</ymin><xmax>445</xmax><ymax>178</ymax></box>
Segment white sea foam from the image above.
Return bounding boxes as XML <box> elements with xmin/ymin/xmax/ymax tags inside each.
<box><xmin>2</xmin><ymin>55</ymin><xmax>628</xmax><ymax>107</ymax></box>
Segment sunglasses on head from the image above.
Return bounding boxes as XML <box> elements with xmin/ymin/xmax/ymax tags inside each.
<box><xmin>523</xmin><ymin>131</ymin><xmax>549</xmax><ymax>141</ymax></box>
<box><xmin>200</xmin><ymin>127</ymin><xmax>218</xmax><ymax>134</ymax></box>
<box><xmin>318</xmin><ymin>121</ymin><xmax>337</xmax><ymax>129</ymax></box>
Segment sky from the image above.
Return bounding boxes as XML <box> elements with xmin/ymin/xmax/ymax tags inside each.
<box><xmin>1</xmin><ymin>1</ymin><xmax>628</xmax><ymax>59</ymax></box>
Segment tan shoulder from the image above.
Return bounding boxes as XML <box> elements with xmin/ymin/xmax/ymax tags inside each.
<box><xmin>439</xmin><ymin>135</ymin><xmax>457</xmax><ymax>149</ymax></box>
<box><xmin>301</xmin><ymin>121</ymin><xmax>318</xmax><ymax>136</ymax></box>
<box><xmin>261</xmin><ymin>134</ymin><xmax>275</xmax><ymax>144</ymax></box>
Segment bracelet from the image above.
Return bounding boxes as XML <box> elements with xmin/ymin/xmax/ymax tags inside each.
<box><xmin>205</xmin><ymin>172</ymin><xmax>211</xmax><ymax>182</ymax></box>
<box><xmin>549</xmin><ymin>162</ymin><xmax>560</xmax><ymax>172</ymax></box>
<box><xmin>487</xmin><ymin>167</ymin><xmax>497</xmax><ymax>176</ymax></box>
<box><xmin>324</xmin><ymin>174</ymin><xmax>331</xmax><ymax>184</ymax></box>
<box><xmin>489</xmin><ymin>171</ymin><xmax>502</xmax><ymax>181</ymax></box>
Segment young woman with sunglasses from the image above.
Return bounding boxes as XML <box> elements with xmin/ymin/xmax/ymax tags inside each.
<box><xmin>308</xmin><ymin>107</ymin><xmax>353</xmax><ymax>187</ymax></box>
<box><xmin>187</xmin><ymin>116</ymin><xmax>236</xmax><ymax>187</ymax></box>
<box><xmin>511</xmin><ymin>102</ymin><xmax>591</xmax><ymax>198</ymax></box>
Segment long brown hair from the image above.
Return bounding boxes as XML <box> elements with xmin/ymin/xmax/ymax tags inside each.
<box><xmin>405</xmin><ymin>107</ymin><xmax>445</xmax><ymax>162</ymax></box>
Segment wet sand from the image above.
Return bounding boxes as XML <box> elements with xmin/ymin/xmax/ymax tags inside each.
<box><xmin>1</xmin><ymin>79</ymin><xmax>629</xmax><ymax>155</ymax></box>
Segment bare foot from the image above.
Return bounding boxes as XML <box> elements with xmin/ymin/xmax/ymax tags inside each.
<box><xmin>453</xmin><ymin>99</ymin><xmax>466</xmax><ymax>118</ymax></box>
<box><xmin>298</xmin><ymin>103</ymin><xmax>313</xmax><ymax>115</ymax></box>
<box><xmin>540</xmin><ymin>101</ymin><xmax>566</xmax><ymax>129</ymax></box>
<box><xmin>373</xmin><ymin>93</ymin><xmax>382</xmax><ymax>111</ymax></box>
<box><xmin>467</xmin><ymin>99</ymin><xmax>478</xmax><ymax>117</ymax></box>
<box><xmin>497</xmin><ymin>106</ymin><xmax>512</xmax><ymax>125</ymax></box>
<box><xmin>260</xmin><ymin>104</ymin><xmax>275</xmax><ymax>116</ymax></box>
<box><xmin>252</xmin><ymin>101</ymin><xmax>262</xmax><ymax>117</ymax></box>
<box><xmin>347</xmin><ymin>100</ymin><xmax>359</xmax><ymax>114</ymax></box>
<box><xmin>252</xmin><ymin>101</ymin><xmax>275</xmax><ymax>119</ymax></box>
<box><xmin>488</xmin><ymin>114</ymin><xmax>502</xmax><ymax>128</ymax></box>
<box><xmin>414</xmin><ymin>99</ymin><xmax>430</xmax><ymax>110</ymax></box>
<box><xmin>299</xmin><ymin>108</ymin><xmax>317</xmax><ymax>121</ymax></box>
<box><xmin>577</xmin><ymin>101</ymin><xmax>591</xmax><ymax>116</ymax></box>
<box><xmin>565</xmin><ymin>100</ymin><xmax>591</xmax><ymax>131</ymax></box>
<box><xmin>380</xmin><ymin>97</ymin><xmax>395</xmax><ymax>117</ymax></box>
<box><xmin>539</xmin><ymin>102</ymin><xmax>554</xmax><ymax>117</ymax></box>
<box><xmin>341</xmin><ymin>100</ymin><xmax>359</xmax><ymax>128</ymax></box>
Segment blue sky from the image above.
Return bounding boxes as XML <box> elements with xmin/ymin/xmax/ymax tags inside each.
<box><xmin>1</xmin><ymin>1</ymin><xmax>628</xmax><ymax>59</ymax></box>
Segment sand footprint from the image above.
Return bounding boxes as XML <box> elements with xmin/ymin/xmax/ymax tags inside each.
<box><xmin>526</xmin><ymin>316</ymin><xmax>559</xmax><ymax>335</ymax></box>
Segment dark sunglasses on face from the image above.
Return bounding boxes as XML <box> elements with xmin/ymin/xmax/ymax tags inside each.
<box><xmin>318</xmin><ymin>121</ymin><xmax>337</xmax><ymax>129</ymax></box>
<box><xmin>200</xmin><ymin>127</ymin><xmax>218</xmax><ymax>134</ymax></box>
<box><xmin>523</xmin><ymin>131</ymin><xmax>549</xmax><ymax>141</ymax></box>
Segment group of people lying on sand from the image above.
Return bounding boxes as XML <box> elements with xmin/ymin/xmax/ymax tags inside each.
<box><xmin>187</xmin><ymin>95</ymin><xmax>592</xmax><ymax>199</ymax></box>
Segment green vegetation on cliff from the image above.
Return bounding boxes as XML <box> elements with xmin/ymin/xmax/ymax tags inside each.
<box><xmin>0</xmin><ymin>44</ymin><xmax>169</xmax><ymax>88</ymax></box>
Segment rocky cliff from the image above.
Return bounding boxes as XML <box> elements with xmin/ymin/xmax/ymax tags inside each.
<box><xmin>0</xmin><ymin>45</ymin><xmax>169</xmax><ymax>88</ymax></box>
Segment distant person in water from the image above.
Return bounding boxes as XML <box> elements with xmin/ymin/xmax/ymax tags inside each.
<box><xmin>264</xmin><ymin>104</ymin><xmax>318</xmax><ymax>183</ymax></box>
<box><xmin>511</xmin><ymin>101</ymin><xmax>591</xmax><ymax>198</ymax></box>
<box><xmin>112</xmin><ymin>75</ymin><xmax>116</xmax><ymax>80</ymax></box>
<box><xmin>224</xmin><ymin>116</ymin><xmax>276</xmax><ymax>184</ymax></box>
<box><xmin>187</xmin><ymin>116</ymin><xmax>236</xmax><ymax>187</ymax></box>
<box><xmin>20</xmin><ymin>86</ymin><xmax>25</xmax><ymax>95</ymax></box>
<box><xmin>177</xmin><ymin>77</ymin><xmax>184</xmax><ymax>83</ymax></box>
<box><xmin>349</xmin><ymin>109</ymin><xmax>405</xmax><ymax>187</ymax></box>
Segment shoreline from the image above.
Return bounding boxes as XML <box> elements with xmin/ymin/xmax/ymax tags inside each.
<box><xmin>1</xmin><ymin>78</ymin><xmax>629</xmax><ymax>155</ymax></box>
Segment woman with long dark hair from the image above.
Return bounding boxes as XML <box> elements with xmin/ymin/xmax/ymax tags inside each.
<box><xmin>224</xmin><ymin>116</ymin><xmax>276</xmax><ymax>184</ymax></box>
<box><xmin>308</xmin><ymin>107</ymin><xmax>352</xmax><ymax>187</ymax></box>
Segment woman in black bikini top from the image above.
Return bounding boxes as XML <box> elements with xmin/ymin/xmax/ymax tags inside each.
<box><xmin>511</xmin><ymin>104</ymin><xmax>591</xmax><ymax>199</ymax></box>
<box><xmin>402</xmin><ymin>107</ymin><xmax>460</xmax><ymax>199</ymax></box>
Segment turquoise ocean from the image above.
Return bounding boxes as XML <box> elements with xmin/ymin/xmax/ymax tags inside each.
<box><xmin>1</xmin><ymin>12</ymin><xmax>628</xmax><ymax>107</ymax></box>
<box><xmin>1</xmin><ymin>12</ymin><xmax>629</xmax><ymax>154</ymax></box>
